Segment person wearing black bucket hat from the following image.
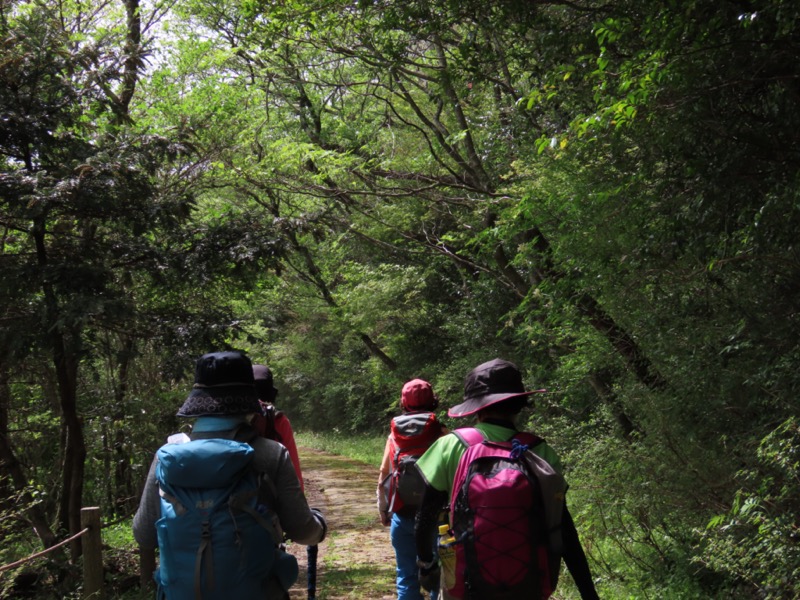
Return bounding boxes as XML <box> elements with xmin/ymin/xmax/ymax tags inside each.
<box><xmin>251</xmin><ymin>364</ymin><xmax>322</xmax><ymax>600</ymax></box>
<box><xmin>251</xmin><ymin>364</ymin><xmax>303</xmax><ymax>489</ymax></box>
<box><xmin>176</xmin><ymin>350</ymin><xmax>264</xmax><ymax>417</ymax></box>
<box><xmin>133</xmin><ymin>350</ymin><xmax>327</xmax><ymax>599</ymax></box>
<box><xmin>412</xmin><ymin>358</ymin><xmax>599</xmax><ymax>600</ymax></box>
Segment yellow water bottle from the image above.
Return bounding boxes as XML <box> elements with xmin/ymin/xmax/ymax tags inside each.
<box><xmin>438</xmin><ymin>523</ymin><xmax>456</xmax><ymax>590</ymax></box>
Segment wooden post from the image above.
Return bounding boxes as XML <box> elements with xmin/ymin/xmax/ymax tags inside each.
<box><xmin>80</xmin><ymin>507</ymin><xmax>105</xmax><ymax>600</ymax></box>
<box><xmin>140</xmin><ymin>545</ymin><xmax>156</xmax><ymax>590</ymax></box>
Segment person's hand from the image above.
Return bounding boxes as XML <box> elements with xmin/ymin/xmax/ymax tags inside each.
<box><xmin>310</xmin><ymin>507</ymin><xmax>327</xmax><ymax>542</ymax></box>
<box><xmin>417</xmin><ymin>559</ymin><xmax>440</xmax><ymax>592</ymax></box>
<box><xmin>379</xmin><ymin>510</ymin><xmax>391</xmax><ymax>526</ymax></box>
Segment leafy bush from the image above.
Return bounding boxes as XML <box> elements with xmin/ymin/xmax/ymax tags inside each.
<box><xmin>700</xmin><ymin>417</ymin><xmax>800</xmax><ymax>598</ymax></box>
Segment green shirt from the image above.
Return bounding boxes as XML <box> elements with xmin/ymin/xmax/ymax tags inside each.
<box><xmin>415</xmin><ymin>421</ymin><xmax>564</xmax><ymax>494</ymax></box>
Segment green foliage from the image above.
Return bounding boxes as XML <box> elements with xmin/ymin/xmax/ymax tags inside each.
<box><xmin>0</xmin><ymin>482</ymin><xmax>37</xmax><ymax>560</ymax></box>
<box><xmin>700</xmin><ymin>418</ymin><xmax>800</xmax><ymax>598</ymax></box>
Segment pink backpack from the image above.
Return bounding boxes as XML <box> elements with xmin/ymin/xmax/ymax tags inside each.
<box><xmin>448</xmin><ymin>427</ymin><xmax>567</xmax><ymax>599</ymax></box>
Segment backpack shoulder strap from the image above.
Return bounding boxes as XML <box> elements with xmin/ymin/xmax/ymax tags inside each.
<box><xmin>454</xmin><ymin>427</ymin><xmax>544</xmax><ymax>451</ymax></box>
<box><xmin>229</xmin><ymin>492</ymin><xmax>281</xmax><ymax>543</ymax></box>
<box><xmin>453</xmin><ymin>426</ymin><xmax>485</xmax><ymax>447</ymax></box>
<box><xmin>449</xmin><ymin>427</ymin><xmax>489</xmax><ymax>511</ymax></box>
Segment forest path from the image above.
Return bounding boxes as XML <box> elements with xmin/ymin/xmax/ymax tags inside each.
<box><xmin>287</xmin><ymin>447</ymin><xmax>397</xmax><ymax>600</ymax></box>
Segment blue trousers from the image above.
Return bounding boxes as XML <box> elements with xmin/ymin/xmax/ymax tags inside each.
<box><xmin>391</xmin><ymin>512</ymin><xmax>438</xmax><ymax>600</ymax></box>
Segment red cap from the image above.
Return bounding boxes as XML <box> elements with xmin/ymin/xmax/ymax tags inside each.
<box><xmin>401</xmin><ymin>379</ymin><xmax>435</xmax><ymax>411</ymax></box>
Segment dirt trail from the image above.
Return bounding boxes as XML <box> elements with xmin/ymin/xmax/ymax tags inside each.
<box><xmin>287</xmin><ymin>447</ymin><xmax>397</xmax><ymax>600</ymax></box>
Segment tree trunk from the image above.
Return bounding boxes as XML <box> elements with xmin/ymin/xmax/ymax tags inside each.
<box><xmin>54</xmin><ymin>339</ymin><xmax>86</xmax><ymax>561</ymax></box>
<box><xmin>34</xmin><ymin>221</ymin><xmax>87</xmax><ymax>560</ymax></box>
<box><xmin>111</xmin><ymin>337</ymin><xmax>135</xmax><ymax>513</ymax></box>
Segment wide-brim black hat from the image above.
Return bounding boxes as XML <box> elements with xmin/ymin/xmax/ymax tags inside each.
<box><xmin>177</xmin><ymin>351</ymin><xmax>261</xmax><ymax>417</ymax></box>
<box><xmin>448</xmin><ymin>358</ymin><xmax>545</xmax><ymax>418</ymax></box>
<box><xmin>252</xmin><ymin>364</ymin><xmax>278</xmax><ymax>403</ymax></box>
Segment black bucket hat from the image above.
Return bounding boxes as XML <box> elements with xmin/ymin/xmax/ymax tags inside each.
<box><xmin>447</xmin><ymin>358</ymin><xmax>545</xmax><ymax>418</ymax></box>
<box><xmin>253</xmin><ymin>364</ymin><xmax>278</xmax><ymax>403</ymax></box>
<box><xmin>177</xmin><ymin>351</ymin><xmax>262</xmax><ymax>417</ymax></box>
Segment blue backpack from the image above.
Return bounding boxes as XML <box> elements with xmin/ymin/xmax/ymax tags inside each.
<box><xmin>154</xmin><ymin>437</ymin><xmax>298</xmax><ymax>599</ymax></box>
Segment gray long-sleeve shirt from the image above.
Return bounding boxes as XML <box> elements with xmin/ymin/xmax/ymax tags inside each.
<box><xmin>132</xmin><ymin>426</ymin><xmax>324</xmax><ymax>549</ymax></box>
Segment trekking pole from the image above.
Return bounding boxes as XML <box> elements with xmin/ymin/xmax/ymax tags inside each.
<box><xmin>306</xmin><ymin>544</ymin><xmax>318</xmax><ymax>599</ymax></box>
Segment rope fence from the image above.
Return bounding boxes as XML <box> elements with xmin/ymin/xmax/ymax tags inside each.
<box><xmin>0</xmin><ymin>507</ymin><xmax>105</xmax><ymax>600</ymax></box>
<box><xmin>0</xmin><ymin>526</ymin><xmax>88</xmax><ymax>573</ymax></box>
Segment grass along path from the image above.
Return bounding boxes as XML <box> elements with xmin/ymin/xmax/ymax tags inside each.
<box><xmin>288</xmin><ymin>446</ymin><xmax>397</xmax><ymax>600</ymax></box>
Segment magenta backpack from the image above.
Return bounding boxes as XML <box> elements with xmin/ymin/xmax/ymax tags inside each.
<box><xmin>448</xmin><ymin>427</ymin><xmax>567</xmax><ymax>599</ymax></box>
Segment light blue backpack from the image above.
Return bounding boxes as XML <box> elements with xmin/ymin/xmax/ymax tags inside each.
<box><xmin>154</xmin><ymin>437</ymin><xmax>298</xmax><ymax>599</ymax></box>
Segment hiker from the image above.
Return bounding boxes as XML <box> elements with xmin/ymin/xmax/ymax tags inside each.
<box><xmin>252</xmin><ymin>363</ymin><xmax>320</xmax><ymax>600</ymax></box>
<box><xmin>378</xmin><ymin>379</ymin><xmax>447</xmax><ymax>600</ymax></box>
<box><xmin>252</xmin><ymin>364</ymin><xmax>303</xmax><ymax>488</ymax></box>
<box><xmin>132</xmin><ymin>350</ymin><xmax>327</xmax><ymax>599</ymax></box>
<box><xmin>413</xmin><ymin>358</ymin><xmax>599</xmax><ymax>600</ymax></box>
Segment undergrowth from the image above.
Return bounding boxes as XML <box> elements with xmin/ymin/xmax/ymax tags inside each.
<box><xmin>295</xmin><ymin>431</ymin><xmax>385</xmax><ymax>466</ymax></box>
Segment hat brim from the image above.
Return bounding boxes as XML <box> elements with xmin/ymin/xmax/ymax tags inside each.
<box><xmin>177</xmin><ymin>385</ymin><xmax>261</xmax><ymax>417</ymax></box>
<box><xmin>447</xmin><ymin>389</ymin><xmax>545</xmax><ymax>418</ymax></box>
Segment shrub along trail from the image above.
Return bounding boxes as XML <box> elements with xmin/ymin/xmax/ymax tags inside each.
<box><xmin>288</xmin><ymin>447</ymin><xmax>397</xmax><ymax>600</ymax></box>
